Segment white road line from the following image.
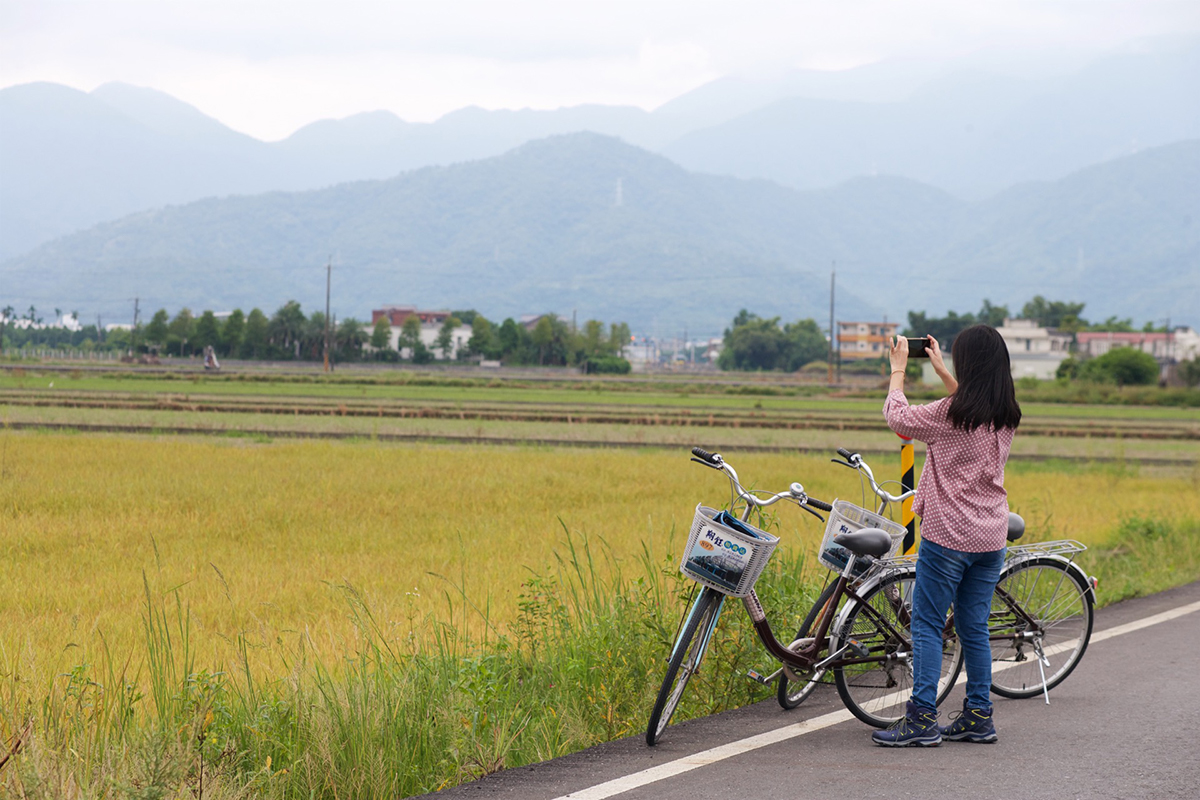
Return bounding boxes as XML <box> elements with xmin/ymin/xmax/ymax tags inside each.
<box><xmin>554</xmin><ymin>597</ymin><xmax>1200</xmax><ymax>800</ymax></box>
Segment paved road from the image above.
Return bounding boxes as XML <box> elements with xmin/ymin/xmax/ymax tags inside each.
<box><xmin>417</xmin><ymin>579</ymin><xmax>1200</xmax><ymax>800</ymax></box>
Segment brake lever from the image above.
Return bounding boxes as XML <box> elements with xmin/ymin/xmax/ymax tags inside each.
<box><xmin>830</xmin><ymin>458</ymin><xmax>856</xmax><ymax>470</ymax></box>
<box><xmin>797</xmin><ymin>502</ymin><xmax>826</xmax><ymax>523</ymax></box>
<box><xmin>690</xmin><ymin>457</ymin><xmax>723</xmax><ymax>469</ymax></box>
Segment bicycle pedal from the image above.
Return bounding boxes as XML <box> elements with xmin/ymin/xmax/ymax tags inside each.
<box><xmin>745</xmin><ymin>669</ymin><xmax>774</xmax><ymax>686</ymax></box>
<box><xmin>846</xmin><ymin>637</ymin><xmax>870</xmax><ymax>658</ymax></box>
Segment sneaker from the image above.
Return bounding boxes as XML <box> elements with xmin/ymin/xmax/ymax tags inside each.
<box><xmin>939</xmin><ymin>699</ymin><xmax>998</xmax><ymax>743</ymax></box>
<box><xmin>871</xmin><ymin>701</ymin><xmax>942</xmax><ymax>747</ymax></box>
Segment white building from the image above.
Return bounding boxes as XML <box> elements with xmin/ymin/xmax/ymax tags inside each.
<box><xmin>996</xmin><ymin>318</ymin><xmax>1072</xmax><ymax>379</ymax></box>
<box><xmin>369</xmin><ymin>305</ymin><xmax>470</xmax><ymax>359</ymax></box>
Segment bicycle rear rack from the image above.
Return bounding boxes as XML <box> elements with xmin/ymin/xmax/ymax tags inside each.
<box><xmin>866</xmin><ymin>539</ymin><xmax>1087</xmax><ymax>577</ymax></box>
<box><xmin>1005</xmin><ymin>539</ymin><xmax>1087</xmax><ymax>560</ymax></box>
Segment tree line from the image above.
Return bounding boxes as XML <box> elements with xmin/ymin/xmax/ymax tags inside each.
<box><xmin>717</xmin><ymin>310</ymin><xmax>828</xmax><ymax>372</ymax></box>
<box><xmin>0</xmin><ymin>302</ymin><xmax>632</xmax><ymax>371</ymax></box>
<box><xmin>904</xmin><ymin>295</ymin><xmax>1172</xmax><ymax>346</ymax></box>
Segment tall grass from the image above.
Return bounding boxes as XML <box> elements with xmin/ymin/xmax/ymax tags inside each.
<box><xmin>1</xmin><ymin>526</ymin><xmax>828</xmax><ymax>798</ymax></box>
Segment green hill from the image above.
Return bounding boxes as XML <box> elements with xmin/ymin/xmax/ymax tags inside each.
<box><xmin>5</xmin><ymin>134</ymin><xmax>1197</xmax><ymax>333</ymax></box>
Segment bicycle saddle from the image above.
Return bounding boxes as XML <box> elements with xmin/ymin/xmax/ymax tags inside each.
<box><xmin>1007</xmin><ymin>513</ymin><xmax>1025</xmax><ymax>542</ymax></box>
<box><xmin>833</xmin><ymin>528</ymin><xmax>893</xmax><ymax>559</ymax></box>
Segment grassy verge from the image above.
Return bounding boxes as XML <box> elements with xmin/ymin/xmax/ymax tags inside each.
<box><xmin>3</xmin><ymin>511</ymin><xmax>1198</xmax><ymax>799</ymax></box>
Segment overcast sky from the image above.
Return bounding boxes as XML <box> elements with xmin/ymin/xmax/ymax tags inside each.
<box><xmin>3</xmin><ymin>0</ymin><xmax>1198</xmax><ymax>141</ymax></box>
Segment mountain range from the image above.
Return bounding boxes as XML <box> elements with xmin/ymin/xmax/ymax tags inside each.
<box><xmin>2</xmin><ymin>42</ymin><xmax>1198</xmax><ymax>262</ymax></box>
<box><xmin>5</xmin><ymin>133</ymin><xmax>1196</xmax><ymax>335</ymax></box>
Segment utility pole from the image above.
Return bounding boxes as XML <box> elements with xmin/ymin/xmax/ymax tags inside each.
<box><xmin>132</xmin><ymin>297</ymin><xmax>140</xmax><ymax>354</ymax></box>
<box><xmin>827</xmin><ymin>265</ymin><xmax>836</xmax><ymax>386</ymax></box>
<box><xmin>323</xmin><ymin>258</ymin><xmax>331</xmax><ymax>373</ymax></box>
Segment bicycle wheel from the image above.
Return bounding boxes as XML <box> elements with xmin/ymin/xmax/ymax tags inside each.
<box><xmin>777</xmin><ymin>580</ymin><xmax>837</xmax><ymax>709</ymax></box>
<box><xmin>989</xmin><ymin>557</ymin><xmax>1093</xmax><ymax>699</ymax></box>
<box><xmin>646</xmin><ymin>587</ymin><xmax>723</xmax><ymax>745</ymax></box>
<box><xmin>833</xmin><ymin>570</ymin><xmax>963</xmax><ymax>728</ymax></box>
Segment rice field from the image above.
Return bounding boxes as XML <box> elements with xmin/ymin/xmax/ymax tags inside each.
<box><xmin>2</xmin><ymin>369</ymin><xmax>1199</xmax><ymax>797</ymax></box>
<box><xmin>3</xmin><ymin>431</ymin><xmax>1197</xmax><ymax>674</ymax></box>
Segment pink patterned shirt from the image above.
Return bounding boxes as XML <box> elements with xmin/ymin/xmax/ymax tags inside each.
<box><xmin>883</xmin><ymin>389</ymin><xmax>1013</xmax><ymax>553</ymax></box>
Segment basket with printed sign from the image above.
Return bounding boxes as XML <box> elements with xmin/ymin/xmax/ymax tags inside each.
<box><xmin>818</xmin><ymin>500</ymin><xmax>906</xmax><ymax>576</ymax></box>
<box><xmin>680</xmin><ymin>504</ymin><xmax>780</xmax><ymax>597</ymax></box>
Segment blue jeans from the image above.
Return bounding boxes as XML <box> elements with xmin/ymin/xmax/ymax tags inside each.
<box><xmin>911</xmin><ymin>539</ymin><xmax>1005</xmax><ymax>711</ymax></box>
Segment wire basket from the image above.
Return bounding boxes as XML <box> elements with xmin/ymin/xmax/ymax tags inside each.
<box><xmin>680</xmin><ymin>504</ymin><xmax>780</xmax><ymax>597</ymax></box>
<box><xmin>818</xmin><ymin>500</ymin><xmax>907</xmax><ymax>576</ymax></box>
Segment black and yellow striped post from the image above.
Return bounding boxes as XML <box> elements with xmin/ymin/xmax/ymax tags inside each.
<box><xmin>898</xmin><ymin>433</ymin><xmax>916</xmax><ymax>554</ymax></box>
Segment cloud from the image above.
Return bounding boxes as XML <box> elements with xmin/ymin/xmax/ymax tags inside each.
<box><xmin>3</xmin><ymin>0</ymin><xmax>1198</xmax><ymax>139</ymax></box>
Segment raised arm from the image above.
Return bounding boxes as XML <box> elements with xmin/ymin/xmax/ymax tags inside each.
<box><xmin>927</xmin><ymin>334</ymin><xmax>957</xmax><ymax>394</ymax></box>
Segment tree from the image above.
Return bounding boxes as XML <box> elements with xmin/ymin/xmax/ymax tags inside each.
<box><xmin>0</xmin><ymin>305</ymin><xmax>13</xmax><ymax>349</ymax></box>
<box><xmin>398</xmin><ymin>315</ymin><xmax>422</xmax><ymax>358</ymax></box>
<box><xmin>976</xmin><ymin>300</ymin><xmax>1010</xmax><ymax>328</ymax></box>
<box><xmin>718</xmin><ymin>313</ymin><xmax>786</xmax><ymax>371</ymax></box>
<box><xmin>370</xmin><ymin>316</ymin><xmax>393</xmax><ymax>350</ymax></box>
<box><xmin>268</xmin><ymin>301</ymin><xmax>306</xmax><ymax>358</ymax></box>
<box><xmin>1020</xmin><ymin>296</ymin><xmax>1086</xmax><ymax>329</ymax></box>
<box><xmin>435</xmin><ymin>316</ymin><xmax>461</xmax><ymax>360</ymax></box>
<box><xmin>241</xmin><ymin>308</ymin><xmax>269</xmax><ymax>358</ymax></box>
<box><xmin>1179</xmin><ymin>358</ymin><xmax>1200</xmax><ymax>388</ymax></box>
<box><xmin>1087</xmin><ymin>315</ymin><xmax>1136</xmax><ymax>332</ymax></box>
<box><xmin>608</xmin><ymin>322</ymin><xmax>631</xmax><ymax>357</ymax></box>
<box><xmin>782</xmin><ymin>319</ymin><xmax>828</xmax><ymax>371</ymax></box>
<box><xmin>497</xmin><ymin>318</ymin><xmax>523</xmax><ymax>361</ymax></box>
<box><xmin>1081</xmin><ymin>347</ymin><xmax>1159</xmax><ymax>386</ymax></box>
<box><xmin>581</xmin><ymin>319</ymin><xmax>606</xmax><ymax>357</ymax></box>
<box><xmin>530</xmin><ymin>315</ymin><xmax>569</xmax><ymax>365</ymax></box>
<box><xmin>193</xmin><ymin>310</ymin><xmax>221</xmax><ymax>353</ymax></box>
<box><xmin>304</xmin><ymin>311</ymin><xmax>328</xmax><ymax>361</ymax></box>
<box><xmin>144</xmin><ymin>309</ymin><xmax>170</xmax><ymax>349</ymax></box>
<box><xmin>335</xmin><ymin>318</ymin><xmax>367</xmax><ymax>361</ymax></box>
<box><xmin>222</xmin><ymin>309</ymin><xmax>245</xmax><ymax>357</ymax></box>
<box><xmin>168</xmin><ymin>308</ymin><xmax>195</xmax><ymax>356</ymax></box>
<box><xmin>467</xmin><ymin>315</ymin><xmax>497</xmax><ymax>358</ymax></box>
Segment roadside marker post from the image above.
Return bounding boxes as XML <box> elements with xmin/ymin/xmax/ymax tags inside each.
<box><xmin>899</xmin><ymin>434</ymin><xmax>916</xmax><ymax>554</ymax></box>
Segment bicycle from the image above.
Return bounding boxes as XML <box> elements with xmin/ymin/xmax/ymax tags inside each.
<box><xmin>778</xmin><ymin>449</ymin><xmax>1097</xmax><ymax>711</ymax></box>
<box><xmin>645</xmin><ymin>447</ymin><xmax>963</xmax><ymax>745</ymax></box>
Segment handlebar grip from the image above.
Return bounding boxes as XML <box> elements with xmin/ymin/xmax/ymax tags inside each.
<box><xmin>806</xmin><ymin>497</ymin><xmax>833</xmax><ymax>512</ymax></box>
<box><xmin>836</xmin><ymin>447</ymin><xmax>854</xmax><ymax>460</ymax></box>
<box><xmin>691</xmin><ymin>447</ymin><xmax>719</xmax><ymax>465</ymax></box>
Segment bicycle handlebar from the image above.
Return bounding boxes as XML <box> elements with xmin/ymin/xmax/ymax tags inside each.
<box><xmin>833</xmin><ymin>447</ymin><xmax>915</xmax><ymax>505</ymax></box>
<box><xmin>689</xmin><ymin>446</ymin><xmax>829</xmax><ymax>517</ymax></box>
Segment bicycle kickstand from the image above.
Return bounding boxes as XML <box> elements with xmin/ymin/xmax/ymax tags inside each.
<box><xmin>1032</xmin><ymin>639</ymin><xmax>1052</xmax><ymax>705</ymax></box>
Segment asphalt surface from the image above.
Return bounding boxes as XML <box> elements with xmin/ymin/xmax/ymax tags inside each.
<box><xmin>415</xmin><ymin>579</ymin><xmax>1200</xmax><ymax>800</ymax></box>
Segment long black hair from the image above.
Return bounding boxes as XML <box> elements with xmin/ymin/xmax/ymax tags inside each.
<box><xmin>947</xmin><ymin>325</ymin><xmax>1022</xmax><ymax>432</ymax></box>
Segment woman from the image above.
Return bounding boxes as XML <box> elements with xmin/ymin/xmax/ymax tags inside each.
<box><xmin>871</xmin><ymin>326</ymin><xmax>1021</xmax><ymax>747</ymax></box>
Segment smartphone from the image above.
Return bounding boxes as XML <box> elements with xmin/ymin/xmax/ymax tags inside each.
<box><xmin>906</xmin><ymin>337</ymin><xmax>931</xmax><ymax>358</ymax></box>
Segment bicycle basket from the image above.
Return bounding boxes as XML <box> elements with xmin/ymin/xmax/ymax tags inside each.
<box><xmin>680</xmin><ymin>504</ymin><xmax>780</xmax><ymax>598</ymax></box>
<box><xmin>818</xmin><ymin>500</ymin><xmax>906</xmax><ymax>576</ymax></box>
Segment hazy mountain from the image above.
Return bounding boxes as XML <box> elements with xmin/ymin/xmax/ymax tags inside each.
<box><xmin>663</xmin><ymin>45</ymin><xmax>1200</xmax><ymax>199</ymax></box>
<box><xmin>3</xmin><ymin>43</ymin><xmax>1197</xmax><ymax>261</ymax></box>
<box><xmin>0</xmin><ymin>82</ymin><xmax>301</xmax><ymax>259</ymax></box>
<box><xmin>5</xmin><ymin>134</ymin><xmax>1196</xmax><ymax>334</ymax></box>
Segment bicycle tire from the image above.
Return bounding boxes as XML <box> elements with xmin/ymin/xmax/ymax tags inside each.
<box><xmin>833</xmin><ymin>570</ymin><xmax>963</xmax><ymax>728</ymax></box>
<box><xmin>989</xmin><ymin>557</ymin><xmax>1093</xmax><ymax>699</ymax></box>
<box><xmin>646</xmin><ymin>587</ymin><xmax>723</xmax><ymax>745</ymax></box>
<box><xmin>777</xmin><ymin>580</ymin><xmax>838</xmax><ymax>709</ymax></box>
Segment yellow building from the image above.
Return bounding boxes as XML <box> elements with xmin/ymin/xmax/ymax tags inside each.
<box><xmin>838</xmin><ymin>321</ymin><xmax>899</xmax><ymax>361</ymax></box>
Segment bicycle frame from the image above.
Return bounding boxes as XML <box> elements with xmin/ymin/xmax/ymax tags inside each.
<box><xmin>681</xmin><ymin>448</ymin><xmax>922</xmax><ymax>680</ymax></box>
